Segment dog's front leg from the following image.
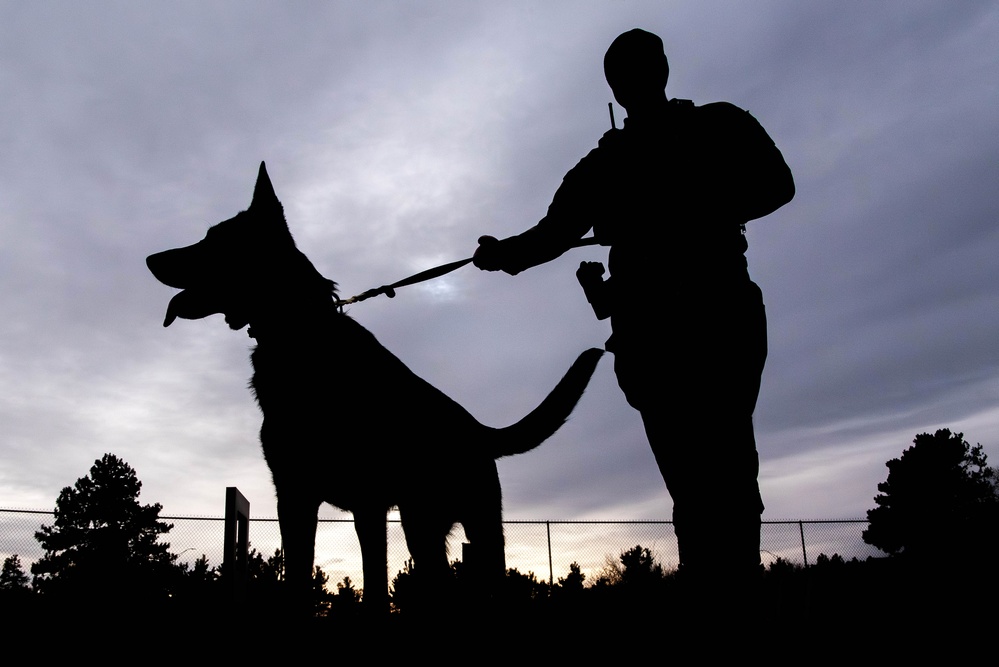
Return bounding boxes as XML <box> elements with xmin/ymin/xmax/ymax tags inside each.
<box><xmin>352</xmin><ymin>507</ymin><xmax>388</xmax><ymax>613</ymax></box>
<box><xmin>276</xmin><ymin>491</ymin><xmax>320</xmax><ymax>617</ymax></box>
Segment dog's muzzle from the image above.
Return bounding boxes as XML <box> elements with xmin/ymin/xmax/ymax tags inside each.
<box><xmin>147</xmin><ymin>246</ymin><xmax>222</xmax><ymax>327</ymax></box>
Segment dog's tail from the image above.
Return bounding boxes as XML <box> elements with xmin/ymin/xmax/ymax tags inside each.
<box><xmin>490</xmin><ymin>348</ymin><xmax>603</xmax><ymax>459</ymax></box>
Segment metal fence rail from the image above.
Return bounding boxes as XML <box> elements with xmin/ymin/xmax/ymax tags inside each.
<box><xmin>1</xmin><ymin>508</ymin><xmax>882</xmax><ymax>590</ymax></box>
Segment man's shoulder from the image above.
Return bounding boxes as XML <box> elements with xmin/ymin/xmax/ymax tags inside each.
<box><xmin>596</xmin><ymin>127</ymin><xmax>625</xmax><ymax>149</ymax></box>
<box><xmin>559</xmin><ymin>141</ymin><xmax>613</xmax><ymax>190</ymax></box>
<box><xmin>694</xmin><ymin>102</ymin><xmax>762</xmax><ymax>129</ymax></box>
<box><xmin>692</xmin><ymin>100</ymin><xmax>759</xmax><ymax>125</ymax></box>
<box><xmin>696</xmin><ymin>100</ymin><xmax>744</xmax><ymax>113</ymax></box>
<box><xmin>555</xmin><ymin>129</ymin><xmax>624</xmax><ymax>177</ymax></box>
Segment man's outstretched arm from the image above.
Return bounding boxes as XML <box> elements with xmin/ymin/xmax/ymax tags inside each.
<box><xmin>474</xmin><ymin>150</ymin><xmax>604</xmax><ymax>274</ymax></box>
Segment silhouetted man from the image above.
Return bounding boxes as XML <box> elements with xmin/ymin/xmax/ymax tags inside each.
<box><xmin>474</xmin><ymin>29</ymin><xmax>794</xmax><ymax>603</ymax></box>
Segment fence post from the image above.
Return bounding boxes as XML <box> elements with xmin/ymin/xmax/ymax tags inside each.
<box><xmin>546</xmin><ymin>521</ymin><xmax>553</xmax><ymax>588</ymax></box>
<box><xmin>799</xmin><ymin>520</ymin><xmax>808</xmax><ymax>568</ymax></box>
<box><xmin>224</xmin><ymin>487</ymin><xmax>250</xmax><ymax>604</ymax></box>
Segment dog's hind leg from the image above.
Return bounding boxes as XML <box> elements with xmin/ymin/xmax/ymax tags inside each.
<box><xmin>276</xmin><ymin>490</ymin><xmax>321</xmax><ymax>616</ymax></box>
<box><xmin>459</xmin><ymin>464</ymin><xmax>507</xmax><ymax>602</ymax></box>
<box><xmin>352</xmin><ymin>507</ymin><xmax>388</xmax><ymax>613</ymax></box>
<box><xmin>399</xmin><ymin>505</ymin><xmax>455</xmax><ymax>612</ymax></box>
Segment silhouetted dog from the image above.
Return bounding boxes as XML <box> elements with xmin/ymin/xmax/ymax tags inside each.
<box><xmin>147</xmin><ymin>163</ymin><xmax>601</xmax><ymax>613</ymax></box>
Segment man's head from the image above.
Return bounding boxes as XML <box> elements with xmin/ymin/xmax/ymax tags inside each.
<box><xmin>604</xmin><ymin>29</ymin><xmax>669</xmax><ymax>111</ymax></box>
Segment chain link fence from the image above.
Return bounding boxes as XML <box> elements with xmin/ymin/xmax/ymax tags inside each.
<box><xmin>1</xmin><ymin>507</ymin><xmax>883</xmax><ymax>590</ymax></box>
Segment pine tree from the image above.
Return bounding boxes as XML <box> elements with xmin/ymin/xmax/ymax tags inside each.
<box><xmin>863</xmin><ymin>429</ymin><xmax>999</xmax><ymax>563</ymax></box>
<box><xmin>31</xmin><ymin>454</ymin><xmax>178</xmax><ymax>601</ymax></box>
<box><xmin>1</xmin><ymin>554</ymin><xmax>31</xmax><ymax>592</ymax></box>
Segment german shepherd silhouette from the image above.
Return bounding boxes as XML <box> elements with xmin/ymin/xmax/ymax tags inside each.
<box><xmin>147</xmin><ymin>163</ymin><xmax>602</xmax><ymax>612</ymax></box>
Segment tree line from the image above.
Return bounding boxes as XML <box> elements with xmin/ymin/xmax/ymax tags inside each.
<box><xmin>3</xmin><ymin>430</ymin><xmax>997</xmax><ymax>622</ymax></box>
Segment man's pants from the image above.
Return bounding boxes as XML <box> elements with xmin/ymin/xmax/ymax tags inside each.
<box><xmin>613</xmin><ymin>280</ymin><xmax>767</xmax><ymax>581</ymax></box>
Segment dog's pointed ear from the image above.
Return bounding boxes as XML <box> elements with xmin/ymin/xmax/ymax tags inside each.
<box><xmin>250</xmin><ymin>161</ymin><xmax>280</xmax><ymax>210</ymax></box>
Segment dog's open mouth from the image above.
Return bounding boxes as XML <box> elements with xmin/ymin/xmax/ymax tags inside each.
<box><xmin>147</xmin><ymin>250</ymin><xmax>227</xmax><ymax>327</ymax></box>
<box><xmin>162</xmin><ymin>289</ymin><xmax>222</xmax><ymax>327</ymax></box>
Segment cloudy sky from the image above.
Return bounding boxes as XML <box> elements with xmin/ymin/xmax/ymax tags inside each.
<box><xmin>3</xmin><ymin>1</ymin><xmax>998</xmax><ymax>561</ymax></box>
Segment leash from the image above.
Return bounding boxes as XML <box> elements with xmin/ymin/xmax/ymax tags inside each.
<box><xmin>335</xmin><ymin>236</ymin><xmax>600</xmax><ymax>309</ymax></box>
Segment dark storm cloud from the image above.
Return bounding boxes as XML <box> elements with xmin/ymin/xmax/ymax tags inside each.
<box><xmin>2</xmin><ymin>1</ymin><xmax>999</xmax><ymax>534</ymax></box>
